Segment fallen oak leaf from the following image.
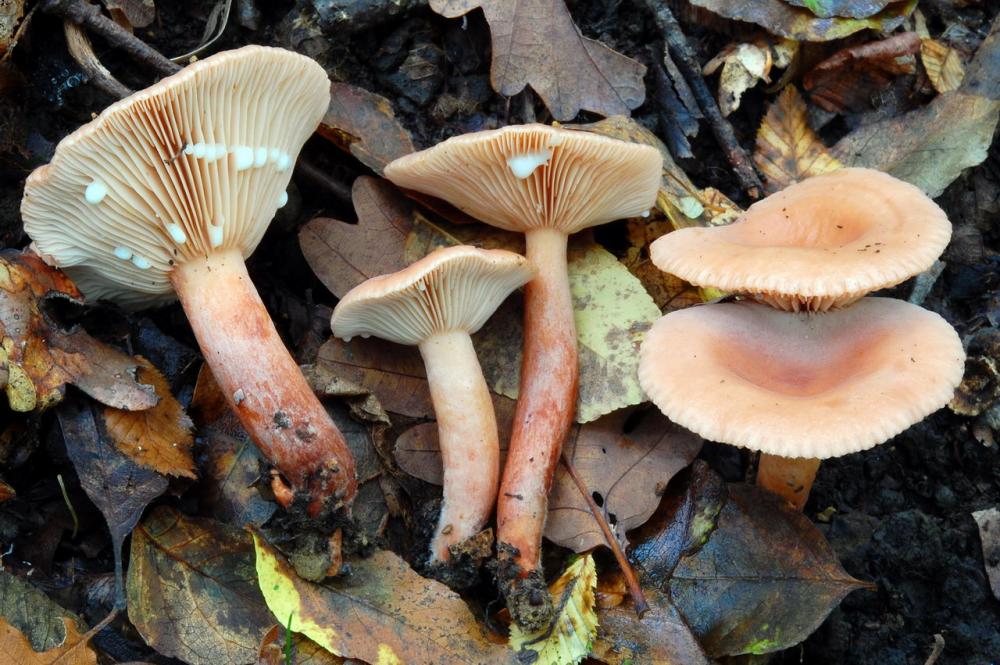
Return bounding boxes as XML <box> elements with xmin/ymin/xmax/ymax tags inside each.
<box><xmin>128</xmin><ymin>506</ymin><xmax>275</xmax><ymax>665</ymax></box>
<box><xmin>253</xmin><ymin>532</ymin><xmax>515</xmax><ymax>664</ymax></box>
<box><xmin>319</xmin><ymin>83</ymin><xmax>415</xmax><ymax>174</ymax></box>
<box><xmin>0</xmin><ymin>249</ymin><xmax>157</xmax><ymax>412</ymax></box>
<box><xmin>509</xmin><ymin>554</ymin><xmax>598</xmax><ymax>665</ymax></box>
<box><xmin>429</xmin><ymin>0</ymin><xmax>645</xmax><ymax>120</ymax></box>
<box><xmin>103</xmin><ymin>357</ymin><xmax>195</xmax><ymax>479</ymax></box>
<box><xmin>754</xmin><ymin>85</ymin><xmax>843</xmax><ymax>194</ymax></box>
<box><xmin>0</xmin><ymin>617</ymin><xmax>97</xmax><ymax>665</ymax></box>
<box><xmin>544</xmin><ymin>408</ymin><xmax>702</xmax><ymax>553</ymax></box>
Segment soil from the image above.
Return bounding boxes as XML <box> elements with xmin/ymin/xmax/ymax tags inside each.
<box><xmin>0</xmin><ymin>1</ymin><xmax>998</xmax><ymax>665</ymax></box>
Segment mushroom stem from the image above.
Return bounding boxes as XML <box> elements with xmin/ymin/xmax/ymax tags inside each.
<box><xmin>171</xmin><ymin>249</ymin><xmax>357</xmax><ymax>516</ymax></box>
<box><xmin>419</xmin><ymin>331</ymin><xmax>499</xmax><ymax>563</ymax></box>
<box><xmin>756</xmin><ymin>454</ymin><xmax>821</xmax><ymax>511</ymax></box>
<box><xmin>497</xmin><ymin>227</ymin><xmax>578</xmax><ymax>630</ymax></box>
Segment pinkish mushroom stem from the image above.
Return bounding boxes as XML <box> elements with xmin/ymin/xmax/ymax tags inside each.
<box><xmin>497</xmin><ymin>227</ymin><xmax>578</xmax><ymax>629</ymax></box>
<box><xmin>756</xmin><ymin>454</ymin><xmax>822</xmax><ymax>511</ymax></box>
<box><xmin>420</xmin><ymin>331</ymin><xmax>500</xmax><ymax>562</ymax></box>
<box><xmin>171</xmin><ymin>249</ymin><xmax>357</xmax><ymax>517</ymax></box>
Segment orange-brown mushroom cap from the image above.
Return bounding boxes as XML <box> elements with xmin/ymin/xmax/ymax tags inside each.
<box><xmin>383</xmin><ymin>124</ymin><xmax>662</xmax><ymax>234</ymax></box>
<box><xmin>650</xmin><ymin>168</ymin><xmax>952</xmax><ymax>311</ymax></box>
<box><xmin>638</xmin><ymin>298</ymin><xmax>965</xmax><ymax>458</ymax></box>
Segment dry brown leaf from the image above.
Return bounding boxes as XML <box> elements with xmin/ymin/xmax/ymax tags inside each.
<box><xmin>0</xmin><ymin>480</ymin><xmax>12</xmax><ymax>502</ymax></box>
<box><xmin>0</xmin><ymin>0</ymin><xmax>24</xmax><ymax>57</ymax></box>
<box><xmin>754</xmin><ymin>86</ymin><xmax>843</xmax><ymax>194</ymax></box>
<box><xmin>300</xmin><ymin>177</ymin><xmax>413</xmax><ymax>300</ymax></box>
<box><xmin>803</xmin><ymin>32</ymin><xmax>921</xmax><ymax>113</ymax></box>
<box><xmin>544</xmin><ymin>408</ymin><xmax>702</xmax><ymax>553</ymax></box>
<box><xmin>594</xmin><ymin>588</ymin><xmax>711</xmax><ymax>665</ymax></box>
<box><xmin>429</xmin><ymin>0</ymin><xmax>645</xmax><ymax>120</ymax></box>
<box><xmin>921</xmin><ymin>38</ymin><xmax>965</xmax><ymax>93</ymax></box>
<box><xmin>0</xmin><ymin>250</ymin><xmax>157</xmax><ymax>413</ymax></box>
<box><xmin>103</xmin><ymin>0</ymin><xmax>155</xmax><ymax>28</ymax></box>
<box><xmin>103</xmin><ymin>358</ymin><xmax>195</xmax><ymax>479</ymax></box>
<box><xmin>703</xmin><ymin>40</ymin><xmax>796</xmax><ymax>116</ymax></box>
<box><xmin>0</xmin><ymin>617</ymin><xmax>96</xmax><ymax>665</ymax></box>
<box><xmin>258</xmin><ymin>624</ymin><xmax>350</xmax><ymax>665</ymax></box>
<box><xmin>319</xmin><ymin>83</ymin><xmax>415</xmax><ymax>174</ymax></box>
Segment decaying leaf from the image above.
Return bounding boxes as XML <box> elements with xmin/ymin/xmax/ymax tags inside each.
<box><xmin>0</xmin><ymin>0</ymin><xmax>24</xmax><ymax>57</ymax></box>
<box><xmin>128</xmin><ymin>506</ymin><xmax>275</xmax><ymax>665</ymax></box>
<box><xmin>59</xmin><ymin>398</ymin><xmax>168</xmax><ymax>609</ymax></box>
<box><xmin>754</xmin><ymin>86</ymin><xmax>843</xmax><ymax>194</ymax></box>
<box><xmin>103</xmin><ymin>0</ymin><xmax>155</xmax><ymax>28</ymax></box>
<box><xmin>833</xmin><ymin>16</ymin><xmax>1000</xmax><ymax>197</ymax></box>
<box><xmin>545</xmin><ymin>408</ymin><xmax>702</xmax><ymax>553</ymax></box>
<box><xmin>703</xmin><ymin>39</ymin><xmax>796</xmax><ymax>116</ymax></box>
<box><xmin>784</xmin><ymin>0</ymin><xmax>896</xmax><ymax>19</ymax></box>
<box><xmin>803</xmin><ymin>32</ymin><xmax>921</xmax><ymax>114</ymax></box>
<box><xmin>253</xmin><ymin>533</ymin><xmax>514</xmax><ymax>664</ymax></box>
<box><xmin>623</xmin><ymin>217</ymin><xmax>705</xmax><ymax>310</ymax></box>
<box><xmin>0</xmin><ymin>250</ymin><xmax>157</xmax><ymax>413</ymax></box>
<box><xmin>921</xmin><ymin>38</ymin><xmax>965</xmax><ymax>94</ymax></box>
<box><xmin>593</xmin><ymin>589</ymin><xmax>711</xmax><ymax>665</ymax></box>
<box><xmin>429</xmin><ymin>0</ymin><xmax>645</xmax><ymax>120</ymax></box>
<box><xmin>103</xmin><ymin>357</ymin><xmax>195</xmax><ymax>478</ymax></box>
<box><xmin>300</xmin><ymin>177</ymin><xmax>414</xmax><ymax>300</ymax></box>
<box><xmin>319</xmin><ymin>83</ymin><xmax>415</xmax><ymax>174</ymax></box>
<box><xmin>509</xmin><ymin>554</ymin><xmax>598</xmax><ymax>665</ymax></box>
<box><xmin>0</xmin><ymin>480</ymin><xmax>12</xmax><ymax>502</ymax></box>
<box><xmin>0</xmin><ymin>617</ymin><xmax>96</xmax><ymax>665</ymax></box>
<box><xmin>972</xmin><ymin>507</ymin><xmax>1000</xmax><ymax>602</ymax></box>
<box><xmin>0</xmin><ymin>571</ymin><xmax>84</xmax><ymax>652</ymax></box>
<box><xmin>633</xmin><ymin>469</ymin><xmax>868</xmax><ymax>657</ymax></box>
<box><xmin>258</xmin><ymin>624</ymin><xmax>347</xmax><ymax>665</ymax></box>
<box><xmin>689</xmin><ymin>0</ymin><xmax>915</xmax><ymax>42</ymax></box>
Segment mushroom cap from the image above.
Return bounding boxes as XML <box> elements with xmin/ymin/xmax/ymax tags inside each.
<box><xmin>331</xmin><ymin>245</ymin><xmax>534</xmax><ymax>346</ymax></box>
<box><xmin>638</xmin><ymin>298</ymin><xmax>965</xmax><ymax>458</ymax></box>
<box><xmin>649</xmin><ymin>168</ymin><xmax>952</xmax><ymax>312</ymax></box>
<box><xmin>383</xmin><ymin>124</ymin><xmax>662</xmax><ymax>235</ymax></box>
<box><xmin>22</xmin><ymin>45</ymin><xmax>330</xmax><ymax>308</ymax></box>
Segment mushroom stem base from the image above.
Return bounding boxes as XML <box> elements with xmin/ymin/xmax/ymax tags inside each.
<box><xmin>419</xmin><ymin>331</ymin><xmax>499</xmax><ymax>563</ymax></box>
<box><xmin>171</xmin><ymin>250</ymin><xmax>357</xmax><ymax>516</ymax></box>
<box><xmin>756</xmin><ymin>454</ymin><xmax>821</xmax><ymax>511</ymax></box>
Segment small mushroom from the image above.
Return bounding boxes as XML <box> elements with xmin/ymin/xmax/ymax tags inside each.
<box><xmin>22</xmin><ymin>46</ymin><xmax>357</xmax><ymax>517</ymax></box>
<box><xmin>650</xmin><ymin>168</ymin><xmax>952</xmax><ymax>312</ymax></box>
<box><xmin>639</xmin><ymin>298</ymin><xmax>965</xmax><ymax>509</ymax></box>
<box><xmin>331</xmin><ymin>246</ymin><xmax>533</xmax><ymax>564</ymax></box>
<box><xmin>385</xmin><ymin>124</ymin><xmax>661</xmax><ymax>629</ymax></box>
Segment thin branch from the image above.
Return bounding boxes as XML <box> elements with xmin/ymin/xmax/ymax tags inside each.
<box><xmin>560</xmin><ymin>453</ymin><xmax>649</xmax><ymax>619</ymax></box>
<box><xmin>641</xmin><ymin>0</ymin><xmax>764</xmax><ymax>199</ymax></box>
<box><xmin>63</xmin><ymin>20</ymin><xmax>133</xmax><ymax>99</ymax></box>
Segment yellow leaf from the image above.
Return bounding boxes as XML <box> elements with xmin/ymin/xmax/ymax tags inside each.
<box><xmin>921</xmin><ymin>39</ymin><xmax>965</xmax><ymax>94</ymax></box>
<box><xmin>103</xmin><ymin>358</ymin><xmax>196</xmax><ymax>478</ymax></box>
<box><xmin>509</xmin><ymin>554</ymin><xmax>598</xmax><ymax>665</ymax></box>
<box><xmin>754</xmin><ymin>86</ymin><xmax>842</xmax><ymax>194</ymax></box>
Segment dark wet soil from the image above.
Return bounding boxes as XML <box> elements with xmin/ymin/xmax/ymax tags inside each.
<box><xmin>0</xmin><ymin>1</ymin><xmax>998</xmax><ymax>664</ymax></box>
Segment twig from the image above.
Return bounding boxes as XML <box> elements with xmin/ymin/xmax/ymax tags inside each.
<box><xmin>63</xmin><ymin>20</ymin><xmax>133</xmax><ymax>99</ymax></box>
<box><xmin>41</xmin><ymin>0</ymin><xmax>180</xmax><ymax>76</ymax></box>
<box><xmin>641</xmin><ymin>0</ymin><xmax>764</xmax><ymax>199</ymax></box>
<box><xmin>56</xmin><ymin>473</ymin><xmax>79</xmax><ymax>539</ymax></box>
<box><xmin>295</xmin><ymin>160</ymin><xmax>354</xmax><ymax>205</ymax></box>
<box><xmin>923</xmin><ymin>633</ymin><xmax>945</xmax><ymax>665</ymax></box>
<box><xmin>560</xmin><ymin>453</ymin><xmax>649</xmax><ymax>618</ymax></box>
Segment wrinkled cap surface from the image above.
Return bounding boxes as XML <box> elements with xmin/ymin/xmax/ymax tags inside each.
<box><xmin>638</xmin><ymin>298</ymin><xmax>965</xmax><ymax>458</ymax></box>
<box><xmin>650</xmin><ymin>168</ymin><xmax>952</xmax><ymax>311</ymax></box>
<box><xmin>384</xmin><ymin>124</ymin><xmax>662</xmax><ymax>235</ymax></box>
<box><xmin>22</xmin><ymin>45</ymin><xmax>330</xmax><ymax>308</ymax></box>
<box><xmin>331</xmin><ymin>245</ymin><xmax>534</xmax><ymax>346</ymax></box>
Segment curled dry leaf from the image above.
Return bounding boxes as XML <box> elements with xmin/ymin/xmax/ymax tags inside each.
<box><xmin>103</xmin><ymin>357</ymin><xmax>195</xmax><ymax>479</ymax></box>
<box><xmin>754</xmin><ymin>86</ymin><xmax>843</xmax><ymax>194</ymax></box>
<box><xmin>803</xmin><ymin>32</ymin><xmax>921</xmax><ymax>114</ymax></box>
<box><xmin>0</xmin><ymin>250</ymin><xmax>157</xmax><ymax>413</ymax></box>
<box><xmin>972</xmin><ymin>507</ymin><xmax>1000</xmax><ymax>602</ymax></box>
<box><xmin>593</xmin><ymin>588</ymin><xmax>711</xmax><ymax>665</ymax></box>
<box><xmin>0</xmin><ymin>617</ymin><xmax>96</xmax><ymax>665</ymax></box>
<box><xmin>544</xmin><ymin>408</ymin><xmax>702</xmax><ymax>553</ymax></box>
<box><xmin>429</xmin><ymin>0</ymin><xmax>645</xmax><ymax>120</ymax></box>
<box><xmin>127</xmin><ymin>506</ymin><xmax>274</xmax><ymax>665</ymax></box>
<box><xmin>689</xmin><ymin>0</ymin><xmax>915</xmax><ymax>42</ymax></box>
<box><xmin>509</xmin><ymin>554</ymin><xmax>598</xmax><ymax>665</ymax></box>
<box><xmin>318</xmin><ymin>83</ymin><xmax>415</xmax><ymax>174</ymax></box>
<box><xmin>703</xmin><ymin>40</ymin><xmax>796</xmax><ymax>116</ymax></box>
<box><xmin>253</xmin><ymin>533</ymin><xmax>514</xmax><ymax>664</ymax></box>
<box><xmin>921</xmin><ymin>38</ymin><xmax>965</xmax><ymax>93</ymax></box>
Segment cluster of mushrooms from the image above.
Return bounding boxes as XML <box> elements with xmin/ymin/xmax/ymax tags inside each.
<box><xmin>18</xmin><ymin>45</ymin><xmax>966</xmax><ymax>634</ymax></box>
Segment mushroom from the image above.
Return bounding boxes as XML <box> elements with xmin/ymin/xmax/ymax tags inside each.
<box><xmin>330</xmin><ymin>245</ymin><xmax>534</xmax><ymax>564</ymax></box>
<box><xmin>384</xmin><ymin>124</ymin><xmax>661</xmax><ymax>629</ymax></box>
<box><xmin>21</xmin><ymin>46</ymin><xmax>357</xmax><ymax>517</ymax></box>
<box><xmin>650</xmin><ymin>168</ymin><xmax>952</xmax><ymax>312</ymax></box>
<box><xmin>638</xmin><ymin>298</ymin><xmax>965</xmax><ymax>509</ymax></box>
